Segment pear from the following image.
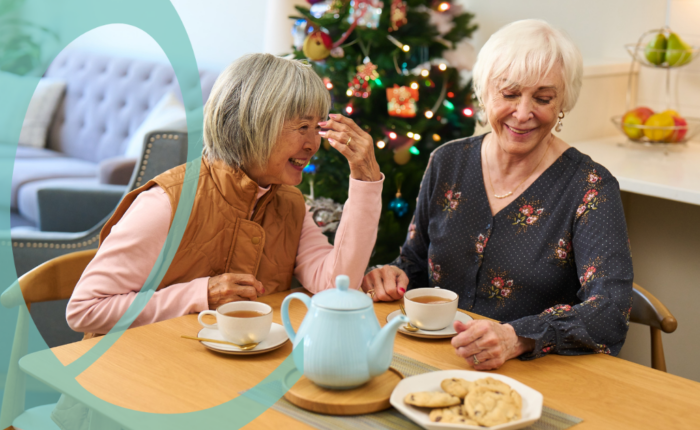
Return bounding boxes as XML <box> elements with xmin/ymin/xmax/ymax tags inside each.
<box><xmin>645</xmin><ymin>33</ymin><xmax>666</xmax><ymax>65</ymax></box>
<box><xmin>666</xmin><ymin>32</ymin><xmax>693</xmax><ymax>67</ymax></box>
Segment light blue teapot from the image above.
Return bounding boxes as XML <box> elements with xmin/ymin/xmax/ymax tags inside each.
<box><xmin>281</xmin><ymin>275</ymin><xmax>409</xmax><ymax>389</ymax></box>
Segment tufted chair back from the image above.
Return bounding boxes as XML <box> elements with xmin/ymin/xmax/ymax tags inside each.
<box><xmin>45</xmin><ymin>49</ymin><xmax>219</xmax><ymax>163</ymax></box>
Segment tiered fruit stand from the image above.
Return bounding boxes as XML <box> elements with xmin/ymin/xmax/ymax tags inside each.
<box><xmin>611</xmin><ymin>27</ymin><xmax>699</xmax><ymax>145</ymax></box>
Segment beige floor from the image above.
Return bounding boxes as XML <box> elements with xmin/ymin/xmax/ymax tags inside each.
<box><xmin>618</xmin><ymin>191</ymin><xmax>700</xmax><ymax>382</ymax></box>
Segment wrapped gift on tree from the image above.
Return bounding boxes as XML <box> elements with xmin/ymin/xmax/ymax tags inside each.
<box><xmin>387</xmin><ymin>84</ymin><xmax>418</xmax><ymax>118</ymax></box>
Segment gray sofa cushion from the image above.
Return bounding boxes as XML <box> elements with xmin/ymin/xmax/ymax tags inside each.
<box><xmin>15</xmin><ymin>146</ymin><xmax>64</xmax><ymax>158</ymax></box>
<box><xmin>11</xmin><ymin>158</ymin><xmax>96</xmax><ymax>209</ymax></box>
<box><xmin>36</xmin><ymin>183</ymin><xmax>126</xmax><ymax>232</ymax></box>
<box><xmin>17</xmin><ymin>177</ymin><xmax>98</xmax><ymax>223</ymax></box>
<box><xmin>45</xmin><ymin>49</ymin><xmax>219</xmax><ymax>163</ymax></box>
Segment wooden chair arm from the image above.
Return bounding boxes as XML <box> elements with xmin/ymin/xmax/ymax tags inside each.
<box><xmin>631</xmin><ymin>283</ymin><xmax>678</xmax><ymax>334</ymax></box>
<box><xmin>17</xmin><ymin>249</ymin><xmax>97</xmax><ymax>305</ymax></box>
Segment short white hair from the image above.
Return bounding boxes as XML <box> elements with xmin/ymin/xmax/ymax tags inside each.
<box><xmin>472</xmin><ymin>19</ymin><xmax>583</xmax><ymax>112</ymax></box>
<box><xmin>203</xmin><ymin>53</ymin><xmax>330</xmax><ymax>169</ymax></box>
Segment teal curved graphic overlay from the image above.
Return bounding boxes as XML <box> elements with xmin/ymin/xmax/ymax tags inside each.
<box><xmin>0</xmin><ymin>1</ymin><xmax>300</xmax><ymax>428</ymax></box>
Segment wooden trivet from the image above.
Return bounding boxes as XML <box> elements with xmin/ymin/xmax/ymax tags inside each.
<box><xmin>284</xmin><ymin>368</ymin><xmax>404</xmax><ymax>416</ymax></box>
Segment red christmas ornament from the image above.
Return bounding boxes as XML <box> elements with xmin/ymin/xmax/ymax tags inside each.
<box><xmin>389</xmin><ymin>0</ymin><xmax>407</xmax><ymax>31</ymax></box>
<box><xmin>348</xmin><ymin>62</ymin><xmax>379</xmax><ymax>98</ymax></box>
<box><xmin>386</xmin><ymin>84</ymin><xmax>419</xmax><ymax>118</ymax></box>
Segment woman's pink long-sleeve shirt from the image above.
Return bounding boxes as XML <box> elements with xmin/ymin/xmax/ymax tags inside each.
<box><xmin>66</xmin><ymin>176</ymin><xmax>383</xmax><ymax>334</ymax></box>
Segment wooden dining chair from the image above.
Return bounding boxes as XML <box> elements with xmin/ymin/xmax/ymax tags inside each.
<box><xmin>0</xmin><ymin>249</ymin><xmax>96</xmax><ymax>430</ymax></box>
<box><xmin>630</xmin><ymin>283</ymin><xmax>678</xmax><ymax>372</ymax></box>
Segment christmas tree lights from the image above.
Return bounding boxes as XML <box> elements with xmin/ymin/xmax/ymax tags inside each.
<box><xmin>291</xmin><ymin>0</ymin><xmax>477</xmax><ymax>264</ymax></box>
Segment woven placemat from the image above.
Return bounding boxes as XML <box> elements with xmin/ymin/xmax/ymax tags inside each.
<box><xmin>271</xmin><ymin>353</ymin><xmax>583</xmax><ymax>430</ymax></box>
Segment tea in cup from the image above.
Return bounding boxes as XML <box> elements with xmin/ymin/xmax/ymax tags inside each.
<box><xmin>198</xmin><ymin>301</ymin><xmax>273</xmax><ymax>345</ymax></box>
<box><xmin>403</xmin><ymin>288</ymin><xmax>458</xmax><ymax>330</ymax></box>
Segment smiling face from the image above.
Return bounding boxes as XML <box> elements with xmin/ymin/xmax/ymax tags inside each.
<box><xmin>244</xmin><ymin>115</ymin><xmax>324</xmax><ymax>187</ymax></box>
<box><xmin>484</xmin><ymin>64</ymin><xmax>565</xmax><ymax>156</ymax></box>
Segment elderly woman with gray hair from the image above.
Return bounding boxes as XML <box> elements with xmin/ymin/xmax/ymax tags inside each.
<box><xmin>66</xmin><ymin>54</ymin><xmax>383</xmax><ymax>333</ymax></box>
<box><xmin>363</xmin><ymin>19</ymin><xmax>634</xmax><ymax>369</ymax></box>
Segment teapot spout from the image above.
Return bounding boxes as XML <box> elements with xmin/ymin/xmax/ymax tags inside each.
<box><xmin>368</xmin><ymin>314</ymin><xmax>409</xmax><ymax>377</ymax></box>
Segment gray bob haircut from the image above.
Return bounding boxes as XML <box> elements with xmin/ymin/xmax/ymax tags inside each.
<box><xmin>203</xmin><ymin>53</ymin><xmax>331</xmax><ymax>169</ymax></box>
<box><xmin>472</xmin><ymin>19</ymin><xmax>583</xmax><ymax>113</ymax></box>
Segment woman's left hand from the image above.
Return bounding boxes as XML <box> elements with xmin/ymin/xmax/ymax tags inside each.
<box><xmin>319</xmin><ymin>114</ymin><xmax>381</xmax><ymax>182</ymax></box>
<box><xmin>451</xmin><ymin>320</ymin><xmax>535</xmax><ymax>370</ymax></box>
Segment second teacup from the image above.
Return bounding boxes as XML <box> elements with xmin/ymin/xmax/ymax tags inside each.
<box><xmin>198</xmin><ymin>301</ymin><xmax>273</xmax><ymax>345</ymax></box>
<box><xmin>404</xmin><ymin>288</ymin><xmax>458</xmax><ymax>330</ymax></box>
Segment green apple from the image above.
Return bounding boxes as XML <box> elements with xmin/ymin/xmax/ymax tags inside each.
<box><xmin>667</xmin><ymin>32</ymin><xmax>693</xmax><ymax>67</ymax></box>
<box><xmin>622</xmin><ymin>107</ymin><xmax>654</xmax><ymax>140</ymax></box>
<box><xmin>645</xmin><ymin>33</ymin><xmax>666</xmax><ymax>65</ymax></box>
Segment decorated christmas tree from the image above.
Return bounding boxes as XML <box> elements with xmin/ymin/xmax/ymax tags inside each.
<box><xmin>290</xmin><ymin>0</ymin><xmax>478</xmax><ymax>265</ymax></box>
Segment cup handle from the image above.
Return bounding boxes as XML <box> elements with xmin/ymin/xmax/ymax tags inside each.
<box><xmin>281</xmin><ymin>293</ymin><xmax>311</xmax><ymax>343</ymax></box>
<box><xmin>198</xmin><ymin>310</ymin><xmax>218</xmax><ymax>329</ymax></box>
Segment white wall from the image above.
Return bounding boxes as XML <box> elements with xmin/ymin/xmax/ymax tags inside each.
<box><xmin>460</xmin><ymin>0</ymin><xmax>667</xmax><ymax>63</ymax></box>
<box><xmin>60</xmin><ymin>0</ymin><xmax>268</xmax><ymax>72</ymax></box>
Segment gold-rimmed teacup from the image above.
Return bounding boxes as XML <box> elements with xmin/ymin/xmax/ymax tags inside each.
<box><xmin>403</xmin><ymin>288</ymin><xmax>458</xmax><ymax>330</ymax></box>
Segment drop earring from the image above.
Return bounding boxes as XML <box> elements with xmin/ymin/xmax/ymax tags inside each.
<box><xmin>555</xmin><ymin>111</ymin><xmax>565</xmax><ymax>132</ymax></box>
<box><xmin>476</xmin><ymin>102</ymin><xmax>488</xmax><ymax>127</ymax></box>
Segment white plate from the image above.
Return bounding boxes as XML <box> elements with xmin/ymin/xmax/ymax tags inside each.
<box><xmin>387</xmin><ymin>310</ymin><xmax>473</xmax><ymax>339</ymax></box>
<box><xmin>390</xmin><ymin>370</ymin><xmax>543</xmax><ymax>430</ymax></box>
<box><xmin>197</xmin><ymin>323</ymin><xmax>289</xmax><ymax>355</ymax></box>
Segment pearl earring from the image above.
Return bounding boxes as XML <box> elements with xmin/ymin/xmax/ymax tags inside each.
<box><xmin>555</xmin><ymin>111</ymin><xmax>565</xmax><ymax>132</ymax></box>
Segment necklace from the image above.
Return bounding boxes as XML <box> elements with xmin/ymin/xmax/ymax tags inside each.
<box><xmin>484</xmin><ymin>134</ymin><xmax>554</xmax><ymax>199</ymax></box>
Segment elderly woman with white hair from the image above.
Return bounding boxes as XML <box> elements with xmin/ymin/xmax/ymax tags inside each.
<box><xmin>363</xmin><ymin>19</ymin><xmax>633</xmax><ymax>369</ymax></box>
<box><xmin>66</xmin><ymin>54</ymin><xmax>383</xmax><ymax>334</ymax></box>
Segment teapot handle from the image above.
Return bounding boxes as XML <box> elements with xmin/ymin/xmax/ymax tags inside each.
<box><xmin>281</xmin><ymin>293</ymin><xmax>311</xmax><ymax>343</ymax></box>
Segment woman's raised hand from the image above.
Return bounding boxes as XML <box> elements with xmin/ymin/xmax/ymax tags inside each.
<box><xmin>361</xmin><ymin>265</ymin><xmax>408</xmax><ymax>302</ymax></box>
<box><xmin>207</xmin><ymin>273</ymin><xmax>265</xmax><ymax>309</ymax></box>
<box><xmin>319</xmin><ymin>114</ymin><xmax>382</xmax><ymax>182</ymax></box>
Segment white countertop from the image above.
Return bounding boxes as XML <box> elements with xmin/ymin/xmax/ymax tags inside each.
<box><xmin>571</xmin><ymin>136</ymin><xmax>700</xmax><ymax>206</ymax></box>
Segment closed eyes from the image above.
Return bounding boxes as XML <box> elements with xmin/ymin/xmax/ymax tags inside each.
<box><xmin>502</xmin><ymin>93</ymin><xmax>552</xmax><ymax>105</ymax></box>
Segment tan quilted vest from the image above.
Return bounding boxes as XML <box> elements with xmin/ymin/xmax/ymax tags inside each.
<box><xmin>100</xmin><ymin>157</ymin><xmax>306</xmax><ymax>296</ymax></box>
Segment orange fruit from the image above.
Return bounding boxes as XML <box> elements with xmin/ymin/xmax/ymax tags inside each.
<box><xmin>643</xmin><ymin>113</ymin><xmax>675</xmax><ymax>141</ymax></box>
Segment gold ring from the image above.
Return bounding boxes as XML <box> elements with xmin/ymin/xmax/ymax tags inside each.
<box><xmin>366</xmin><ymin>289</ymin><xmax>375</xmax><ymax>299</ymax></box>
<box><xmin>473</xmin><ymin>355</ymin><xmax>480</xmax><ymax>365</ymax></box>
<box><xmin>346</xmin><ymin>137</ymin><xmax>352</xmax><ymax>146</ymax></box>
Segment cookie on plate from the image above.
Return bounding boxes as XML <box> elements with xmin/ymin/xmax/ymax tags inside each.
<box><xmin>440</xmin><ymin>377</ymin><xmax>474</xmax><ymax>399</ymax></box>
<box><xmin>464</xmin><ymin>386</ymin><xmax>521</xmax><ymax>427</ymax></box>
<box><xmin>474</xmin><ymin>377</ymin><xmax>513</xmax><ymax>394</ymax></box>
<box><xmin>404</xmin><ymin>391</ymin><xmax>461</xmax><ymax>408</ymax></box>
<box><xmin>429</xmin><ymin>406</ymin><xmax>479</xmax><ymax>424</ymax></box>
<box><xmin>429</xmin><ymin>405</ymin><xmax>462</xmax><ymax>422</ymax></box>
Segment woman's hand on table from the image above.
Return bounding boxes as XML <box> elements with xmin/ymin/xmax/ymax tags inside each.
<box><xmin>361</xmin><ymin>265</ymin><xmax>408</xmax><ymax>302</ymax></box>
<box><xmin>451</xmin><ymin>320</ymin><xmax>535</xmax><ymax>370</ymax></box>
<box><xmin>207</xmin><ymin>273</ymin><xmax>265</xmax><ymax>309</ymax></box>
<box><xmin>319</xmin><ymin>114</ymin><xmax>381</xmax><ymax>182</ymax></box>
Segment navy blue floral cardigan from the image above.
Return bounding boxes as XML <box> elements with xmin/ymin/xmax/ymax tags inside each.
<box><xmin>391</xmin><ymin>134</ymin><xmax>634</xmax><ymax>359</ymax></box>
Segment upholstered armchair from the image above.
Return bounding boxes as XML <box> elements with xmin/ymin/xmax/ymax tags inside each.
<box><xmin>10</xmin><ymin>131</ymin><xmax>190</xmax><ymax>278</ymax></box>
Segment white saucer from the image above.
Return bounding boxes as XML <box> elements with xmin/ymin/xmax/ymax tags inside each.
<box><xmin>197</xmin><ymin>323</ymin><xmax>289</xmax><ymax>355</ymax></box>
<box><xmin>386</xmin><ymin>310</ymin><xmax>473</xmax><ymax>339</ymax></box>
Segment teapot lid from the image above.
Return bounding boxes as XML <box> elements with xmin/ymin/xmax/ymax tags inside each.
<box><xmin>312</xmin><ymin>275</ymin><xmax>372</xmax><ymax>310</ymax></box>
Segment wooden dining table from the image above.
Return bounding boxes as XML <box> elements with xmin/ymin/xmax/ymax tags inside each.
<box><xmin>19</xmin><ymin>288</ymin><xmax>700</xmax><ymax>429</ymax></box>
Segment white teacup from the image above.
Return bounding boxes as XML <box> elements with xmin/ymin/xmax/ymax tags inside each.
<box><xmin>198</xmin><ymin>302</ymin><xmax>273</xmax><ymax>345</ymax></box>
<box><xmin>404</xmin><ymin>288</ymin><xmax>459</xmax><ymax>330</ymax></box>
